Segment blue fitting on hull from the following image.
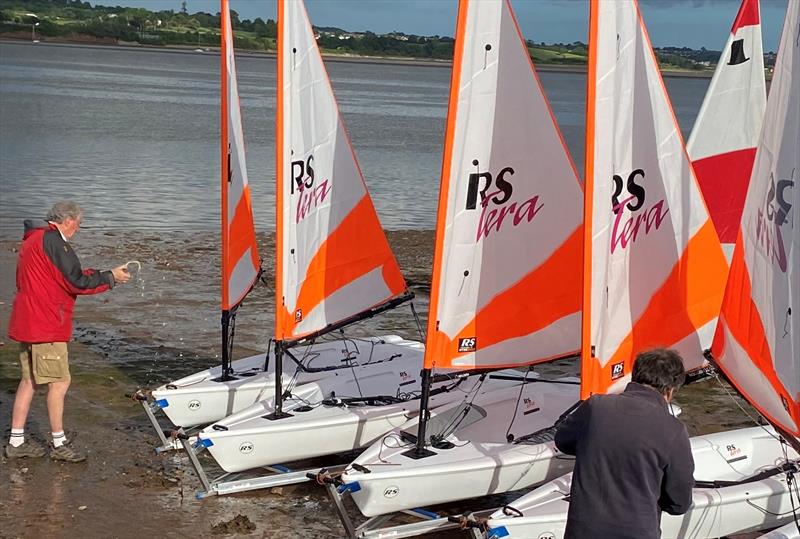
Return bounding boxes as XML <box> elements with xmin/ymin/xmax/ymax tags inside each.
<box><xmin>337</xmin><ymin>481</ymin><xmax>361</xmax><ymax>494</ymax></box>
<box><xmin>486</xmin><ymin>526</ymin><xmax>510</xmax><ymax>538</ymax></box>
<box><xmin>194</xmin><ymin>438</ymin><xmax>214</xmax><ymax>449</ymax></box>
<box><xmin>410</xmin><ymin>507</ymin><xmax>439</xmax><ymax>519</ymax></box>
<box><xmin>154</xmin><ymin>398</ymin><xmax>169</xmax><ymax>409</ymax></box>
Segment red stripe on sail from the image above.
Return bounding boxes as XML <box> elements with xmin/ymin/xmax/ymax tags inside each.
<box><xmin>432</xmin><ymin>226</ymin><xmax>582</xmax><ymax>369</ymax></box>
<box><xmin>691</xmin><ymin>147</ymin><xmax>756</xmax><ymax>245</ymax></box>
<box><xmin>279</xmin><ymin>195</ymin><xmax>405</xmax><ymax>340</ymax></box>
<box><xmin>732</xmin><ymin>0</ymin><xmax>760</xmax><ymax>33</ymax></box>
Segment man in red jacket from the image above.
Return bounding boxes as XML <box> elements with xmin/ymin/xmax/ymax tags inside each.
<box><xmin>6</xmin><ymin>201</ymin><xmax>130</xmax><ymax>462</ymax></box>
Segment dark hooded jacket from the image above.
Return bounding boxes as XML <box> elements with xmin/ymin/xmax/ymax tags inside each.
<box><xmin>555</xmin><ymin>382</ymin><xmax>694</xmax><ymax>539</ymax></box>
<box><xmin>8</xmin><ymin>220</ymin><xmax>113</xmax><ymax>343</ymax></box>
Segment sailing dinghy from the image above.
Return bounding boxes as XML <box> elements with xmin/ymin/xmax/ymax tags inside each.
<box><xmin>485</xmin><ymin>1</ymin><xmax>799</xmax><ymax>537</ymax></box>
<box><xmin>687</xmin><ymin>0</ymin><xmax>766</xmax><ymax>262</ymax></box>
<box><xmin>142</xmin><ymin>0</ymin><xmax>420</xmax><ymax>440</ymax></box>
<box><xmin>336</xmin><ymin>0</ymin><xmax>587</xmax><ymax>517</ymax></box>
<box><xmin>187</xmin><ymin>0</ymin><xmax>501</xmax><ymax>478</ymax></box>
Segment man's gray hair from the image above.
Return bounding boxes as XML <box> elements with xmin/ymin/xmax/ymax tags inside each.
<box><xmin>47</xmin><ymin>201</ymin><xmax>83</xmax><ymax>224</ymax></box>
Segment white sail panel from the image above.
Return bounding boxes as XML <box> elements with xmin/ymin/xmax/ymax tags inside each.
<box><xmin>275</xmin><ymin>0</ymin><xmax>406</xmax><ymax>341</ymax></box>
<box><xmin>581</xmin><ymin>0</ymin><xmax>728</xmax><ymax>397</ymax></box>
<box><xmin>425</xmin><ymin>0</ymin><xmax>583</xmax><ymax>369</ymax></box>
<box><xmin>712</xmin><ymin>0</ymin><xmax>799</xmax><ymax>437</ymax></box>
<box><xmin>687</xmin><ymin>0</ymin><xmax>766</xmax><ymax>255</ymax></box>
<box><xmin>221</xmin><ymin>0</ymin><xmax>259</xmax><ymax>310</ymax></box>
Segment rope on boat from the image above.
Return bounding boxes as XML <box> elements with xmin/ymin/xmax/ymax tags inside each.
<box><xmin>447</xmin><ymin>512</ymin><xmax>489</xmax><ymax>532</ymax></box>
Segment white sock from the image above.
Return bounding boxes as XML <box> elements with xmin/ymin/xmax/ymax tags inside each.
<box><xmin>9</xmin><ymin>428</ymin><xmax>24</xmax><ymax>448</ymax></box>
<box><xmin>52</xmin><ymin>431</ymin><xmax>66</xmax><ymax>448</ymax></box>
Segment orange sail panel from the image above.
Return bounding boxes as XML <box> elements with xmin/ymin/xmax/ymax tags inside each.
<box><xmin>711</xmin><ymin>0</ymin><xmax>799</xmax><ymax>438</ymax></box>
<box><xmin>275</xmin><ymin>0</ymin><xmax>406</xmax><ymax>341</ymax></box>
<box><xmin>687</xmin><ymin>0</ymin><xmax>766</xmax><ymax>259</ymax></box>
<box><xmin>424</xmin><ymin>0</ymin><xmax>583</xmax><ymax>370</ymax></box>
<box><xmin>221</xmin><ymin>0</ymin><xmax>260</xmax><ymax>311</ymax></box>
<box><xmin>581</xmin><ymin>0</ymin><xmax>728</xmax><ymax>398</ymax></box>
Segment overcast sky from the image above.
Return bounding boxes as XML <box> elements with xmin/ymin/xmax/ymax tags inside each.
<box><xmin>93</xmin><ymin>0</ymin><xmax>792</xmax><ymax>51</ymax></box>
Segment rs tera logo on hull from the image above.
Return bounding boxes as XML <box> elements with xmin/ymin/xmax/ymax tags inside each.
<box><xmin>239</xmin><ymin>442</ymin><xmax>254</xmax><ymax>454</ymax></box>
<box><xmin>188</xmin><ymin>400</ymin><xmax>201</xmax><ymax>410</ymax></box>
<box><xmin>464</xmin><ymin>161</ymin><xmax>544</xmax><ymax>241</ymax></box>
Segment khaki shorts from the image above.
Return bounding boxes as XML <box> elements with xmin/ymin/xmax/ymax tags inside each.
<box><xmin>19</xmin><ymin>342</ymin><xmax>71</xmax><ymax>384</ymax></box>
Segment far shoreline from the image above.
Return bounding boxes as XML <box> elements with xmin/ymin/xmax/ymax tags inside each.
<box><xmin>0</xmin><ymin>36</ymin><xmax>717</xmax><ymax>79</ymax></box>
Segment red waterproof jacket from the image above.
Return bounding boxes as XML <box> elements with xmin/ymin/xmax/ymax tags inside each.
<box><xmin>8</xmin><ymin>221</ymin><xmax>114</xmax><ymax>343</ymax></box>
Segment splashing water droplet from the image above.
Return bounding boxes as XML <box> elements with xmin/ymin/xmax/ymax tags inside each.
<box><xmin>124</xmin><ymin>260</ymin><xmax>145</xmax><ymax>297</ymax></box>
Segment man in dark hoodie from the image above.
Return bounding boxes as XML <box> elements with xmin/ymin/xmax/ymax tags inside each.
<box><xmin>6</xmin><ymin>201</ymin><xmax>130</xmax><ymax>463</ymax></box>
<box><xmin>555</xmin><ymin>348</ymin><xmax>695</xmax><ymax>539</ymax></box>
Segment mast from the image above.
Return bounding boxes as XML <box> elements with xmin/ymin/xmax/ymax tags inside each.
<box><xmin>405</xmin><ymin>0</ymin><xmax>468</xmax><ymax>459</ymax></box>
<box><xmin>269</xmin><ymin>0</ymin><xmax>411</xmax><ymax>419</ymax></box>
<box><xmin>709</xmin><ymin>0</ymin><xmax>799</xmax><ymax>454</ymax></box>
<box><xmin>219</xmin><ymin>0</ymin><xmax>232</xmax><ymax>380</ymax></box>
<box><xmin>580</xmin><ymin>0</ymin><xmax>600</xmax><ymax>400</ymax></box>
<box><xmin>218</xmin><ymin>0</ymin><xmax>261</xmax><ymax>381</ymax></box>
<box><xmin>580</xmin><ymin>0</ymin><xmax>728</xmax><ymax>399</ymax></box>
<box><xmin>407</xmin><ymin>0</ymin><xmax>584</xmax><ymax>457</ymax></box>
<box><xmin>268</xmin><ymin>0</ymin><xmax>290</xmax><ymax>420</ymax></box>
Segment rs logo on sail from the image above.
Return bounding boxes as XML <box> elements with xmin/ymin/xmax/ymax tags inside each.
<box><xmin>756</xmin><ymin>172</ymin><xmax>794</xmax><ymax>273</ymax></box>
<box><xmin>610</xmin><ymin>169</ymin><xmax>670</xmax><ymax>253</ymax></box>
<box><xmin>464</xmin><ymin>163</ymin><xmax>544</xmax><ymax>241</ymax></box>
<box><xmin>291</xmin><ymin>154</ymin><xmax>331</xmax><ymax>223</ymax></box>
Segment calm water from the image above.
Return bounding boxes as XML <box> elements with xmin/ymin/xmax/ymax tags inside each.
<box><xmin>0</xmin><ymin>40</ymin><xmax>711</xmax><ymax>232</ymax></box>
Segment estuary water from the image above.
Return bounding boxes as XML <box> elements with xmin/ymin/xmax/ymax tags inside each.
<box><xmin>0</xmin><ymin>40</ymin><xmax>711</xmax><ymax>232</ymax></box>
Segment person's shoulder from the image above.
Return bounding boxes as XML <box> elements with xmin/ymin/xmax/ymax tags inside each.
<box><xmin>42</xmin><ymin>228</ymin><xmax>70</xmax><ymax>255</ymax></box>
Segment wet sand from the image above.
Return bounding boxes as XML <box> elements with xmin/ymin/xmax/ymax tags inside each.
<box><xmin>0</xmin><ymin>229</ymin><xmax>762</xmax><ymax>538</ymax></box>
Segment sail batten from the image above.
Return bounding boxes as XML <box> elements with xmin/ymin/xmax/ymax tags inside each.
<box><xmin>581</xmin><ymin>0</ymin><xmax>728</xmax><ymax>398</ymax></box>
<box><xmin>221</xmin><ymin>0</ymin><xmax>259</xmax><ymax>312</ymax></box>
<box><xmin>687</xmin><ymin>0</ymin><xmax>766</xmax><ymax>257</ymax></box>
<box><xmin>424</xmin><ymin>0</ymin><xmax>583</xmax><ymax>371</ymax></box>
<box><xmin>711</xmin><ymin>0</ymin><xmax>799</xmax><ymax>440</ymax></box>
<box><xmin>275</xmin><ymin>0</ymin><xmax>407</xmax><ymax>342</ymax></box>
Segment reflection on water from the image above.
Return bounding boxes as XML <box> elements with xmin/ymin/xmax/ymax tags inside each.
<box><xmin>0</xmin><ymin>41</ymin><xmax>709</xmax><ymax>233</ymax></box>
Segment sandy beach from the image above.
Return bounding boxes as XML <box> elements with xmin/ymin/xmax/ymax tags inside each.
<box><xmin>0</xmin><ymin>228</ymin><xmax>763</xmax><ymax>538</ymax></box>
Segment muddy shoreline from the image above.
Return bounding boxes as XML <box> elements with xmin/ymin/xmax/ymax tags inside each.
<box><xmin>0</xmin><ymin>229</ymin><xmax>761</xmax><ymax>538</ymax></box>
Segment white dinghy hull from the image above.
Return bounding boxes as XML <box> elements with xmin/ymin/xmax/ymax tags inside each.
<box><xmin>198</xmin><ymin>363</ymin><xmax>518</xmax><ymax>473</ymax></box>
<box><xmin>150</xmin><ymin>336</ymin><xmax>421</xmax><ymax>428</ymax></box>
<box><xmin>486</xmin><ymin>426</ymin><xmax>800</xmax><ymax>538</ymax></box>
<box><xmin>342</xmin><ymin>378</ymin><xmax>580</xmax><ymax>517</ymax></box>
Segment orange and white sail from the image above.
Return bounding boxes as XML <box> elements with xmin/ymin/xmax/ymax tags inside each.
<box><xmin>423</xmin><ymin>0</ymin><xmax>583</xmax><ymax>370</ymax></box>
<box><xmin>687</xmin><ymin>0</ymin><xmax>766</xmax><ymax>260</ymax></box>
<box><xmin>275</xmin><ymin>0</ymin><xmax>407</xmax><ymax>341</ymax></box>
<box><xmin>580</xmin><ymin>0</ymin><xmax>728</xmax><ymax>398</ymax></box>
<box><xmin>711</xmin><ymin>0</ymin><xmax>799</xmax><ymax>439</ymax></box>
<box><xmin>221</xmin><ymin>0</ymin><xmax>260</xmax><ymax>311</ymax></box>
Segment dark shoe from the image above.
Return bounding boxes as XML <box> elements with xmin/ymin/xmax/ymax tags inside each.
<box><xmin>4</xmin><ymin>439</ymin><xmax>47</xmax><ymax>459</ymax></box>
<box><xmin>50</xmin><ymin>441</ymin><xmax>86</xmax><ymax>463</ymax></box>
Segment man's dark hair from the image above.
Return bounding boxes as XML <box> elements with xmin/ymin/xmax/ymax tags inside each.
<box><xmin>632</xmin><ymin>348</ymin><xmax>686</xmax><ymax>394</ymax></box>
